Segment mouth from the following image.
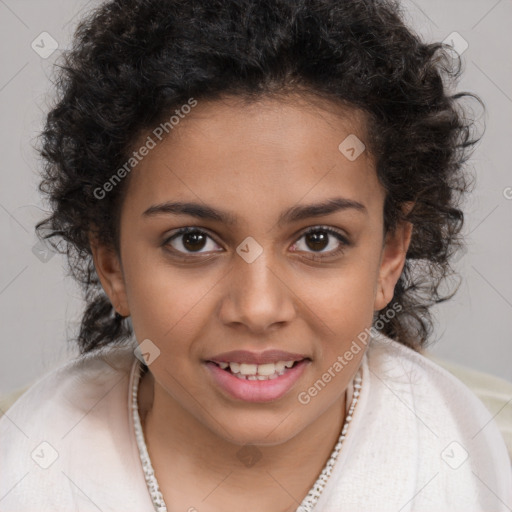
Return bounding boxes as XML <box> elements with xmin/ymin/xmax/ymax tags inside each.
<box><xmin>207</xmin><ymin>359</ymin><xmax>306</xmax><ymax>381</ymax></box>
<box><xmin>203</xmin><ymin>351</ymin><xmax>311</xmax><ymax>402</ymax></box>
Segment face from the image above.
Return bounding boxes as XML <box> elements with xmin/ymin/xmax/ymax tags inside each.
<box><xmin>91</xmin><ymin>94</ymin><xmax>411</xmax><ymax>446</ymax></box>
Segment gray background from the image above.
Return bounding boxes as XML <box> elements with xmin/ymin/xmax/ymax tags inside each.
<box><xmin>0</xmin><ymin>0</ymin><xmax>511</xmax><ymax>395</ymax></box>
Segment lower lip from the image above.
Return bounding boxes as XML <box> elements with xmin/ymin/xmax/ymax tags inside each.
<box><xmin>204</xmin><ymin>360</ymin><xmax>310</xmax><ymax>403</ymax></box>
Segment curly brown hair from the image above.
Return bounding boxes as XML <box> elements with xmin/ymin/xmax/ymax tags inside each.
<box><xmin>35</xmin><ymin>0</ymin><xmax>483</xmax><ymax>354</ymax></box>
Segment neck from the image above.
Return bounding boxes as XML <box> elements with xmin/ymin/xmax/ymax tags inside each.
<box><xmin>137</xmin><ymin>367</ymin><xmax>348</xmax><ymax>509</ymax></box>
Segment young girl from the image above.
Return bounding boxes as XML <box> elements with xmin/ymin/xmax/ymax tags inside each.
<box><xmin>1</xmin><ymin>0</ymin><xmax>511</xmax><ymax>510</ymax></box>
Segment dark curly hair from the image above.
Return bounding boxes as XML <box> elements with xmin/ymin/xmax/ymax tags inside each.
<box><xmin>35</xmin><ymin>0</ymin><xmax>483</xmax><ymax>354</ymax></box>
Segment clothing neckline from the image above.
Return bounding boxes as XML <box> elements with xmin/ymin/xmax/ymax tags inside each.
<box><xmin>128</xmin><ymin>355</ymin><xmax>364</xmax><ymax>512</ymax></box>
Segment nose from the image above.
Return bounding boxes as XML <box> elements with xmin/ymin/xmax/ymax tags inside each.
<box><xmin>218</xmin><ymin>247</ymin><xmax>296</xmax><ymax>335</ymax></box>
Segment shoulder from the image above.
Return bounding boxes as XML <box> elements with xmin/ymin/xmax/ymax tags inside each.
<box><xmin>359</xmin><ymin>333</ymin><xmax>512</xmax><ymax>509</ymax></box>
<box><xmin>366</xmin><ymin>332</ymin><xmax>509</xmax><ymax>434</ymax></box>
<box><xmin>0</xmin><ymin>342</ymin><xmax>149</xmax><ymax>510</ymax></box>
<box><xmin>0</xmin><ymin>342</ymin><xmax>137</xmax><ymax>430</ymax></box>
<box><xmin>425</xmin><ymin>351</ymin><xmax>512</xmax><ymax>459</ymax></box>
<box><xmin>320</xmin><ymin>333</ymin><xmax>512</xmax><ymax>511</ymax></box>
<box><xmin>364</xmin><ymin>332</ymin><xmax>509</xmax><ymax>451</ymax></box>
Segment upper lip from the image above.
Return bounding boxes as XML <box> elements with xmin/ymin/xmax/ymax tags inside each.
<box><xmin>206</xmin><ymin>350</ymin><xmax>310</xmax><ymax>365</ymax></box>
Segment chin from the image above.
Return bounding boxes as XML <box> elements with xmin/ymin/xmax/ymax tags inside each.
<box><xmin>207</xmin><ymin>414</ymin><xmax>304</xmax><ymax>448</ymax></box>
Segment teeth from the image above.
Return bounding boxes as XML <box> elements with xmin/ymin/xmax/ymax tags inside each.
<box><xmin>275</xmin><ymin>362</ymin><xmax>286</xmax><ymax>372</ymax></box>
<box><xmin>216</xmin><ymin>360</ymin><xmax>299</xmax><ymax>379</ymax></box>
<box><xmin>256</xmin><ymin>363</ymin><xmax>276</xmax><ymax>376</ymax></box>
<box><xmin>230</xmin><ymin>362</ymin><xmax>241</xmax><ymax>373</ymax></box>
<box><xmin>239</xmin><ymin>363</ymin><xmax>257</xmax><ymax>375</ymax></box>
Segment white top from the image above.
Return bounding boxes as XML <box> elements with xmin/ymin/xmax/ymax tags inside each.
<box><xmin>1</xmin><ymin>333</ymin><xmax>511</xmax><ymax>511</ymax></box>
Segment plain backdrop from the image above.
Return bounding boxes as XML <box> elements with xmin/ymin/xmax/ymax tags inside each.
<box><xmin>0</xmin><ymin>0</ymin><xmax>511</xmax><ymax>396</ymax></box>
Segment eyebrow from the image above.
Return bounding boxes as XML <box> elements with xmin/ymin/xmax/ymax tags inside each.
<box><xmin>142</xmin><ymin>197</ymin><xmax>367</xmax><ymax>226</ymax></box>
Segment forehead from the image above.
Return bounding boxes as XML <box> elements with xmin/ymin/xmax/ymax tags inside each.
<box><xmin>121</xmin><ymin>94</ymin><xmax>383</xmax><ymax>224</ymax></box>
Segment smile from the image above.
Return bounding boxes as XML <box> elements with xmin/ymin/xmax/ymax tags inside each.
<box><xmin>214</xmin><ymin>360</ymin><xmax>298</xmax><ymax>380</ymax></box>
<box><xmin>204</xmin><ymin>358</ymin><xmax>310</xmax><ymax>402</ymax></box>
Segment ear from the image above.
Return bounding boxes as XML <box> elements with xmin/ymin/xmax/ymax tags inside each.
<box><xmin>373</xmin><ymin>206</ymin><xmax>414</xmax><ymax>311</ymax></box>
<box><xmin>89</xmin><ymin>233</ymin><xmax>130</xmax><ymax>317</ymax></box>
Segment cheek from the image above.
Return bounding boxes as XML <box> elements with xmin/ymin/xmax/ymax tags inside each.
<box><xmin>296</xmin><ymin>259</ymin><xmax>379</xmax><ymax>326</ymax></box>
<box><xmin>121</xmin><ymin>245</ymin><xmax>216</xmax><ymax>343</ymax></box>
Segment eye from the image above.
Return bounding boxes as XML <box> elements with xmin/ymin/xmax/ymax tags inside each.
<box><xmin>162</xmin><ymin>225</ymin><xmax>350</xmax><ymax>260</ymax></box>
<box><xmin>163</xmin><ymin>227</ymin><xmax>222</xmax><ymax>255</ymax></box>
<box><xmin>290</xmin><ymin>226</ymin><xmax>350</xmax><ymax>259</ymax></box>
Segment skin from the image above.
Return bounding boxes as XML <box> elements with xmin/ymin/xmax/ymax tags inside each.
<box><xmin>90</xmin><ymin>93</ymin><xmax>412</xmax><ymax>511</ymax></box>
